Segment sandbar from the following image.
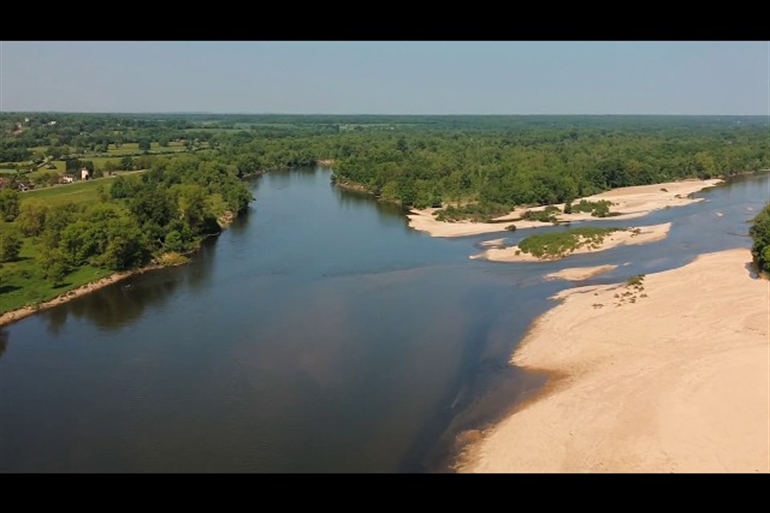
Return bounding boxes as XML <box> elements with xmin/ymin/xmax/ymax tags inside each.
<box><xmin>470</xmin><ymin>223</ymin><xmax>671</xmax><ymax>263</ymax></box>
<box><xmin>458</xmin><ymin>248</ymin><xmax>770</xmax><ymax>473</ymax></box>
<box><xmin>546</xmin><ymin>265</ymin><xmax>618</xmax><ymax>281</ymax></box>
<box><xmin>408</xmin><ymin>179</ymin><xmax>722</xmax><ymax>238</ymax></box>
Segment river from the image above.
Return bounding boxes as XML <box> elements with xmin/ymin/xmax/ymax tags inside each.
<box><xmin>1</xmin><ymin>168</ymin><xmax>766</xmax><ymax>472</ymax></box>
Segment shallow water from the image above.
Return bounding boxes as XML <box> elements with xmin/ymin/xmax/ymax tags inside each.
<box><xmin>1</xmin><ymin>169</ymin><xmax>766</xmax><ymax>472</ymax></box>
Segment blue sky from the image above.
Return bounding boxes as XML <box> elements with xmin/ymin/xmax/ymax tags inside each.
<box><xmin>1</xmin><ymin>41</ymin><xmax>768</xmax><ymax>115</ymax></box>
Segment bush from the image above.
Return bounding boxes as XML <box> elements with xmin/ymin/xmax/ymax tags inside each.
<box><xmin>155</xmin><ymin>252</ymin><xmax>189</xmax><ymax>267</ymax></box>
<box><xmin>435</xmin><ymin>202</ymin><xmax>512</xmax><ymax>222</ymax></box>
<box><xmin>518</xmin><ymin>226</ymin><xmax>620</xmax><ymax>260</ymax></box>
<box><xmin>749</xmin><ymin>203</ymin><xmax>770</xmax><ymax>275</ymax></box>
<box><xmin>521</xmin><ymin>205</ymin><xmax>561</xmax><ymax>224</ymax></box>
<box><xmin>570</xmin><ymin>199</ymin><xmax>614</xmax><ymax>217</ymax></box>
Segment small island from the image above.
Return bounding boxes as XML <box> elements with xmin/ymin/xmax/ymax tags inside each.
<box><xmin>470</xmin><ymin>223</ymin><xmax>671</xmax><ymax>263</ymax></box>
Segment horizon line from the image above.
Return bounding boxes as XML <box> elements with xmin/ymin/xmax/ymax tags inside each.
<box><xmin>2</xmin><ymin>111</ymin><xmax>768</xmax><ymax>117</ymax></box>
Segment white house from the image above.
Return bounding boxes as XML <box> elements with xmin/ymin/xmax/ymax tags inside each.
<box><xmin>81</xmin><ymin>167</ymin><xmax>90</xmax><ymax>180</ymax></box>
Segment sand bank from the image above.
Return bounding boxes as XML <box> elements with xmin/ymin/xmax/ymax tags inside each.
<box><xmin>459</xmin><ymin>248</ymin><xmax>769</xmax><ymax>473</ymax></box>
<box><xmin>408</xmin><ymin>179</ymin><xmax>722</xmax><ymax>238</ymax></box>
<box><xmin>470</xmin><ymin>223</ymin><xmax>671</xmax><ymax>263</ymax></box>
<box><xmin>546</xmin><ymin>265</ymin><xmax>618</xmax><ymax>281</ymax></box>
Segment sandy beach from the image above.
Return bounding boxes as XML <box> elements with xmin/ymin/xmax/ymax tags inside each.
<box><xmin>458</xmin><ymin>248</ymin><xmax>769</xmax><ymax>473</ymax></box>
<box><xmin>408</xmin><ymin>178</ymin><xmax>722</xmax><ymax>238</ymax></box>
<box><xmin>470</xmin><ymin>223</ymin><xmax>671</xmax><ymax>263</ymax></box>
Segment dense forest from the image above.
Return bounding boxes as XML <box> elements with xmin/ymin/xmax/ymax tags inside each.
<box><xmin>330</xmin><ymin>118</ymin><xmax>769</xmax><ymax>214</ymax></box>
<box><xmin>1</xmin><ymin>113</ymin><xmax>769</xmax><ymax>312</ymax></box>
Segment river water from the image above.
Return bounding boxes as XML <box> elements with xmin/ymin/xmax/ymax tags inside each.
<box><xmin>1</xmin><ymin>168</ymin><xmax>766</xmax><ymax>472</ymax></box>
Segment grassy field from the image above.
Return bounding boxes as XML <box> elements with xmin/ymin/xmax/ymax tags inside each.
<box><xmin>0</xmin><ymin>238</ymin><xmax>113</xmax><ymax>315</ymax></box>
<box><xmin>21</xmin><ymin>171</ymin><xmax>145</xmax><ymax>206</ymax></box>
<box><xmin>26</xmin><ymin>161</ymin><xmax>66</xmax><ymax>178</ymax></box>
<box><xmin>105</xmin><ymin>142</ymin><xmax>187</xmax><ymax>155</ymax></box>
<box><xmin>84</xmin><ymin>156</ymin><xmax>123</xmax><ymax>169</ymax></box>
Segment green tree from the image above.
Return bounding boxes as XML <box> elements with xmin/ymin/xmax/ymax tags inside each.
<box><xmin>129</xmin><ymin>186</ymin><xmax>174</xmax><ymax>228</ymax></box>
<box><xmin>0</xmin><ymin>189</ymin><xmax>20</xmax><ymax>222</ymax></box>
<box><xmin>98</xmin><ymin>216</ymin><xmax>148</xmax><ymax>271</ymax></box>
<box><xmin>120</xmin><ymin>156</ymin><xmax>135</xmax><ymax>171</ymax></box>
<box><xmin>174</xmin><ymin>184</ymin><xmax>210</xmax><ymax>232</ymax></box>
<box><xmin>16</xmin><ymin>201</ymin><xmax>48</xmax><ymax>237</ymax></box>
<box><xmin>38</xmin><ymin>249</ymin><xmax>70</xmax><ymax>287</ymax></box>
<box><xmin>0</xmin><ymin>223</ymin><xmax>22</xmax><ymax>262</ymax></box>
<box><xmin>163</xmin><ymin>230</ymin><xmax>187</xmax><ymax>253</ymax></box>
<box><xmin>749</xmin><ymin>203</ymin><xmax>770</xmax><ymax>275</ymax></box>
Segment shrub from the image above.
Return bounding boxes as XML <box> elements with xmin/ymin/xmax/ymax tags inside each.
<box><xmin>749</xmin><ymin>203</ymin><xmax>770</xmax><ymax>275</ymax></box>
<box><xmin>518</xmin><ymin>227</ymin><xmax>619</xmax><ymax>259</ymax></box>
<box><xmin>626</xmin><ymin>274</ymin><xmax>645</xmax><ymax>288</ymax></box>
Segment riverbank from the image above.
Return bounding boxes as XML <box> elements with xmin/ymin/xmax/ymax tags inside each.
<box><xmin>0</xmin><ymin>210</ymin><xmax>238</xmax><ymax>328</ymax></box>
<box><xmin>408</xmin><ymin>178</ymin><xmax>722</xmax><ymax>238</ymax></box>
<box><xmin>470</xmin><ymin>223</ymin><xmax>671</xmax><ymax>263</ymax></box>
<box><xmin>0</xmin><ymin>263</ymin><xmax>168</xmax><ymax>327</ymax></box>
<box><xmin>458</xmin><ymin>248</ymin><xmax>769</xmax><ymax>473</ymax></box>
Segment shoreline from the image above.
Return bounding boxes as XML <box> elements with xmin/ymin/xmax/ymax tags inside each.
<box><xmin>0</xmin><ymin>263</ymin><xmax>169</xmax><ymax>327</ymax></box>
<box><xmin>408</xmin><ymin>178</ymin><xmax>722</xmax><ymax>238</ymax></box>
<box><xmin>457</xmin><ymin>248</ymin><xmax>769</xmax><ymax>473</ymax></box>
<box><xmin>0</xmin><ymin>210</ymin><xmax>238</xmax><ymax>329</ymax></box>
<box><xmin>471</xmin><ymin>223</ymin><xmax>671</xmax><ymax>263</ymax></box>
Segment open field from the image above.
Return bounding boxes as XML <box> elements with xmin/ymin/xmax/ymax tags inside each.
<box><xmin>20</xmin><ymin>171</ymin><xmax>146</xmax><ymax>206</ymax></box>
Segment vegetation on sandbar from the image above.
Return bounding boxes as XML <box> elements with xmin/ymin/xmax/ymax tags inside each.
<box><xmin>518</xmin><ymin>226</ymin><xmax>621</xmax><ymax>260</ymax></box>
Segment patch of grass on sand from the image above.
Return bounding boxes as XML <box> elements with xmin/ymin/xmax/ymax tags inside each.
<box><xmin>518</xmin><ymin>226</ymin><xmax>621</xmax><ymax>260</ymax></box>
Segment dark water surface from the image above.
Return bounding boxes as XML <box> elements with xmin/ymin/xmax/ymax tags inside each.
<box><xmin>1</xmin><ymin>169</ymin><xmax>767</xmax><ymax>472</ymax></box>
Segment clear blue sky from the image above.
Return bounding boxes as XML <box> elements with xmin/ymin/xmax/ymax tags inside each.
<box><xmin>1</xmin><ymin>41</ymin><xmax>768</xmax><ymax>115</ymax></box>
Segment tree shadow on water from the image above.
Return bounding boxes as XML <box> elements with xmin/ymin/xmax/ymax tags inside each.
<box><xmin>0</xmin><ymin>328</ymin><xmax>8</xmax><ymax>359</ymax></box>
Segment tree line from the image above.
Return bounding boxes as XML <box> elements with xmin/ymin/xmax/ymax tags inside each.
<box><xmin>3</xmin><ymin>113</ymin><xmax>770</xmax><ymax>289</ymax></box>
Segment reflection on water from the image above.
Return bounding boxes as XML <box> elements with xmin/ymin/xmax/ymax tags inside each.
<box><xmin>34</xmin><ymin>239</ymin><xmax>217</xmax><ymax>334</ymax></box>
<box><xmin>1</xmin><ymin>170</ymin><xmax>767</xmax><ymax>473</ymax></box>
<box><xmin>0</xmin><ymin>328</ymin><xmax>7</xmax><ymax>358</ymax></box>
